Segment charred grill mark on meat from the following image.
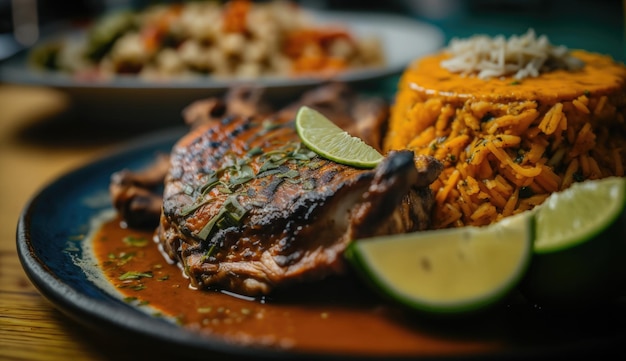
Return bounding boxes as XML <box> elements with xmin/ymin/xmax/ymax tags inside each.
<box><xmin>111</xmin><ymin>84</ymin><xmax>443</xmax><ymax>297</ymax></box>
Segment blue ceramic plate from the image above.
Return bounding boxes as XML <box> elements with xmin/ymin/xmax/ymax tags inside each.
<box><xmin>15</xmin><ymin>127</ymin><xmax>299</xmax><ymax>360</ymax></box>
<box><xmin>16</xmin><ymin>127</ymin><xmax>626</xmax><ymax>360</ymax></box>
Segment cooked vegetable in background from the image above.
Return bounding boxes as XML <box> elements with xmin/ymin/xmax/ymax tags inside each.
<box><xmin>29</xmin><ymin>0</ymin><xmax>385</xmax><ymax>80</ymax></box>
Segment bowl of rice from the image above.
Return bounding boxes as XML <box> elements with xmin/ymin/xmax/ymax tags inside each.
<box><xmin>384</xmin><ymin>29</ymin><xmax>626</xmax><ymax>229</ymax></box>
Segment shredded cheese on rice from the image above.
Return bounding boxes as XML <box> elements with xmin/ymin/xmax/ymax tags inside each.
<box><xmin>441</xmin><ymin>29</ymin><xmax>584</xmax><ymax>80</ymax></box>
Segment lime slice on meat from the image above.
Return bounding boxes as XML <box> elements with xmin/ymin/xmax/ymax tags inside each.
<box><xmin>521</xmin><ymin>176</ymin><xmax>626</xmax><ymax>307</ymax></box>
<box><xmin>295</xmin><ymin>106</ymin><xmax>384</xmax><ymax>168</ymax></box>
<box><xmin>345</xmin><ymin>211</ymin><xmax>534</xmax><ymax>315</ymax></box>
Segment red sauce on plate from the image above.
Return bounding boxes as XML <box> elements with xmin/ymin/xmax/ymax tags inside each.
<box><xmin>91</xmin><ymin>215</ymin><xmax>504</xmax><ymax>356</ymax></box>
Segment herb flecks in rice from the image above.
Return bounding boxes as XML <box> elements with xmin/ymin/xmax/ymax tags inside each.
<box><xmin>386</xmin><ymin>47</ymin><xmax>626</xmax><ymax>229</ymax></box>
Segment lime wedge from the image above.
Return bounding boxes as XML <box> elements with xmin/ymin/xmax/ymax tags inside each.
<box><xmin>534</xmin><ymin>177</ymin><xmax>626</xmax><ymax>254</ymax></box>
<box><xmin>295</xmin><ymin>106</ymin><xmax>384</xmax><ymax>168</ymax></box>
<box><xmin>522</xmin><ymin>176</ymin><xmax>626</xmax><ymax>307</ymax></box>
<box><xmin>345</xmin><ymin>211</ymin><xmax>533</xmax><ymax>315</ymax></box>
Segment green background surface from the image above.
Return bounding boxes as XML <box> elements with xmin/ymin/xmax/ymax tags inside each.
<box><xmin>428</xmin><ymin>0</ymin><xmax>624</xmax><ymax>62</ymax></box>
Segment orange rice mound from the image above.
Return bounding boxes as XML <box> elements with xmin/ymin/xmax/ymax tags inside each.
<box><xmin>384</xmin><ymin>50</ymin><xmax>626</xmax><ymax>229</ymax></box>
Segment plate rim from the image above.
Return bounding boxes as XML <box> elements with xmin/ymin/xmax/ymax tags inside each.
<box><xmin>15</xmin><ymin>128</ymin><xmax>280</xmax><ymax>360</ymax></box>
<box><xmin>14</xmin><ymin>127</ymin><xmax>626</xmax><ymax>360</ymax></box>
<box><xmin>15</xmin><ymin>127</ymin><xmax>432</xmax><ymax>361</ymax></box>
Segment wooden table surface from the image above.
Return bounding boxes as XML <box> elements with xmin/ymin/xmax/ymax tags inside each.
<box><xmin>0</xmin><ymin>84</ymin><xmax>195</xmax><ymax>360</ymax></box>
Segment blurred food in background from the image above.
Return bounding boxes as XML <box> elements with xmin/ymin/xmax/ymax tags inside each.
<box><xmin>0</xmin><ymin>0</ymin><xmax>620</xmax><ymax>126</ymax></box>
<box><xmin>26</xmin><ymin>0</ymin><xmax>385</xmax><ymax>80</ymax></box>
<box><xmin>2</xmin><ymin>0</ymin><xmax>621</xmax><ymax>72</ymax></box>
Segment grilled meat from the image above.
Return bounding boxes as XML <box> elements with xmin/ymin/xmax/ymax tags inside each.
<box><xmin>109</xmin><ymin>84</ymin><xmax>390</xmax><ymax>229</ymax></box>
<box><xmin>152</xmin><ymin>85</ymin><xmax>442</xmax><ymax>296</ymax></box>
<box><xmin>110</xmin><ymin>153</ymin><xmax>170</xmax><ymax>229</ymax></box>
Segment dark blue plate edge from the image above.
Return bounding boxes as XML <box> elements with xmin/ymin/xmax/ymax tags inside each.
<box><xmin>14</xmin><ymin>126</ymin><xmax>623</xmax><ymax>361</ymax></box>
<box><xmin>14</xmin><ymin>126</ymin><xmax>446</xmax><ymax>361</ymax></box>
<box><xmin>14</xmin><ymin>127</ymin><xmax>283</xmax><ymax>360</ymax></box>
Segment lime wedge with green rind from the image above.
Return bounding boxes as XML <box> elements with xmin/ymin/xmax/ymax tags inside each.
<box><xmin>295</xmin><ymin>106</ymin><xmax>384</xmax><ymax>169</ymax></box>
<box><xmin>534</xmin><ymin>176</ymin><xmax>626</xmax><ymax>254</ymax></box>
<box><xmin>345</xmin><ymin>211</ymin><xmax>534</xmax><ymax>315</ymax></box>
<box><xmin>521</xmin><ymin>176</ymin><xmax>626</xmax><ymax>307</ymax></box>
